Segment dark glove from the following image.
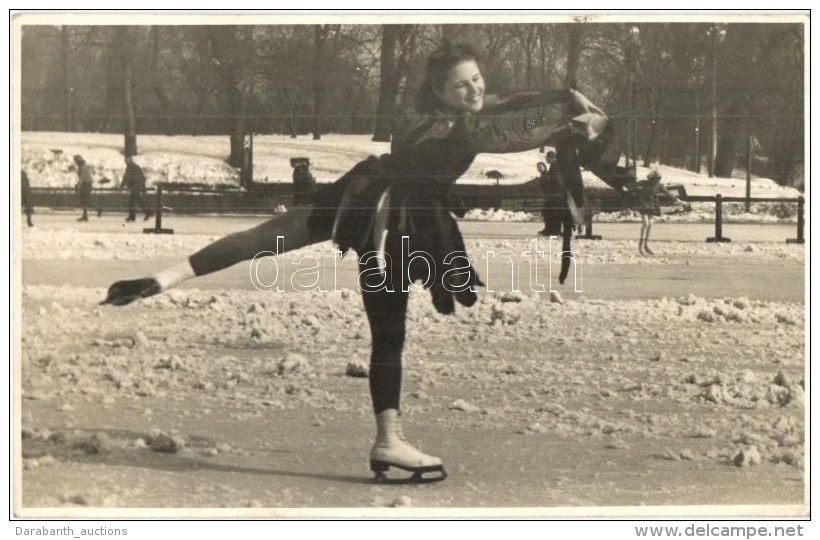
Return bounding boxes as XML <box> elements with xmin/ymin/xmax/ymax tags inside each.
<box><xmin>100</xmin><ymin>278</ymin><xmax>162</xmax><ymax>306</ymax></box>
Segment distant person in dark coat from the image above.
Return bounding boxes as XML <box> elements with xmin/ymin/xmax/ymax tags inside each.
<box><xmin>74</xmin><ymin>155</ymin><xmax>99</xmax><ymax>222</ymax></box>
<box><xmin>21</xmin><ymin>170</ymin><xmax>34</xmax><ymax>227</ymax></box>
<box><xmin>291</xmin><ymin>158</ymin><xmax>317</xmax><ymax>206</ymax></box>
<box><xmin>538</xmin><ymin>150</ymin><xmax>571</xmax><ymax>237</ymax></box>
<box><xmin>121</xmin><ymin>156</ymin><xmax>153</xmax><ymax>222</ymax></box>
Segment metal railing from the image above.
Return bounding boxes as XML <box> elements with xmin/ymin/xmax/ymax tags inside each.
<box><xmin>26</xmin><ymin>186</ymin><xmax>806</xmax><ymax>244</ymax></box>
<box><xmin>692</xmin><ymin>194</ymin><xmax>805</xmax><ymax>244</ymax></box>
<box><xmin>520</xmin><ymin>193</ymin><xmax>804</xmax><ymax>244</ymax></box>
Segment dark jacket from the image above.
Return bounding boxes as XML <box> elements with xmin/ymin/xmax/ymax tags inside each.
<box><xmin>76</xmin><ymin>163</ymin><xmax>93</xmax><ymax>193</ymax></box>
<box><xmin>309</xmin><ymin>89</ymin><xmax>614</xmax><ymax>314</ymax></box>
<box><xmin>625</xmin><ymin>178</ymin><xmax>678</xmax><ymax>216</ymax></box>
<box><xmin>122</xmin><ymin>162</ymin><xmax>147</xmax><ymax>191</ymax></box>
<box><xmin>22</xmin><ymin>170</ymin><xmax>31</xmax><ymax>206</ymax></box>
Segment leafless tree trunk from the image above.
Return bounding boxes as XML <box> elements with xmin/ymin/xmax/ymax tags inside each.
<box><xmin>121</xmin><ymin>27</ymin><xmax>138</xmax><ymax>157</ymax></box>
<box><xmin>229</xmin><ymin>88</ymin><xmax>247</xmax><ymax>168</ymax></box>
<box><xmin>372</xmin><ymin>25</ymin><xmax>398</xmax><ymax>142</ymax></box>
<box><xmin>150</xmin><ymin>27</ymin><xmax>172</xmax><ymax>135</ymax></box>
<box><xmin>714</xmin><ymin>27</ymin><xmax>788</xmax><ymax>177</ymax></box>
<box><xmin>643</xmin><ymin>89</ymin><xmax>663</xmax><ymax>167</ymax></box>
<box><xmin>191</xmin><ymin>29</ymin><xmax>212</xmax><ymax>135</ymax></box>
<box><xmin>373</xmin><ymin>24</ymin><xmax>416</xmax><ymax>143</ymax></box>
<box><xmin>61</xmin><ymin>26</ymin><xmax>72</xmax><ymax>132</ymax></box>
<box><xmin>311</xmin><ymin>25</ymin><xmax>331</xmax><ymax>140</ymax></box>
<box><xmin>564</xmin><ymin>24</ymin><xmax>583</xmax><ymax>88</ymax></box>
<box><xmin>208</xmin><ymin>26</ymin><xmax>247</xmax><ymax>167</ymax></box>
<box><xmin>514</xmin><ymin>25</ymin><xmax>538</xmax><ymax>88</ymax></box>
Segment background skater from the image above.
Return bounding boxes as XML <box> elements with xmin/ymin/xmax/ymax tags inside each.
<box><xmin>121</xmin><ymin>156</ymin><xmax>153</xmax><ymax>222</ymax></box>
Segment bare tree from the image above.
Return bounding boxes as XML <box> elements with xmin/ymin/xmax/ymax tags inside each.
<box><xmin>564</xmin><ymin>23</ymin><xmax>583</xmax><ymax>88</ymax></box>
<box><xmin>714</xmin><ymin>25</ymin><xmax>792</xmax><ymax>178</ymax></box>
<box><xmin>373</xmin><ymin>24</ymin><xmax>417</xmax><ymax>143</ymax></box>
<box><xmin>61</xmin><ymin>26</ymin><xmax>73</xmax><ymax>132</ymax></box>
<box><xmin>208</xmin><ymin>26</ymin><xmax>249</xmax><ymax>167</ymax></box>
<box><xmin>372</xmin><ymin>25</ymin><xmax>398</xmax><ymax>142</ymax></box>
<box><xmin>512</xmin><ymin>24</ymin><xmax>539</xmax><ymax>87</ymax></box>
<box><xmin>121</xmin><ymin>26</ymin><xmax>138</xmax><ymax>157</ymax></box>
<box><xmin>149</xmin><ymin>27</ymin><xmax>173</xmax><ymax>135</ymax></box>
<box><xmin>311</xmin><ymin>25</ymin><xmax>335</xmax><ymax>140</ymax></box>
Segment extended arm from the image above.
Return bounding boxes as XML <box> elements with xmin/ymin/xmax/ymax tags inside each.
<box><xmin>461</xmin><ymin>116</ymin><xmax>574</xmax><ymax>154</ymax></box>
<box><xmin>483</xmin><ymin>89</ymin><xmax>573</xmax><ymax>114</ymax></box>
<box><xmin>484</xmin><ymin>88</ymin><xmax>606</xmax><ymax>117</ymax></box>
<box><xmin>462</xmin><ymin>88</ymin><xmax>608</xmax><ymax>154</ymax></box>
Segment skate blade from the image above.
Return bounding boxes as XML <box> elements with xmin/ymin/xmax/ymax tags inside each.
<box><xmin>369</xmin><ymin>460</ymin><xmax>447</xmax><ymax>484</ymax></box>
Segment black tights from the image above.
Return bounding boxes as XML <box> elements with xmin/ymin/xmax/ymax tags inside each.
<box><xmin>186</xmin><ymin>208</ymin><xmax>409</xmax><ymax>415</ymax></box>
<box><xmin>362</xmin><ymin>288</ymin><xmax>408</xmax><ymax>414</ymax></box>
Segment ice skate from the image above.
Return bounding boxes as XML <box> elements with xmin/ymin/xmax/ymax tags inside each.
<box><xmin>638</xmin><ymin>238</ymin><xmax>645</xmax><ymax>256</ymax></box>
<box><xmin>370</xmin><ymin>441</ymin><xmax>447</xmax><ymax>484</ymax></box>
<box><xmin>369</xmin><ymin>410</ymin><xmax>446</xmax><ymax>484</ymax></box>
<box><xmin>101</xmin><ymin>277</ymin><xmax>162</xmax><ymax>306</ymax></box>
<box><xmin>643</xmin><ymin>244</ymin><xmax>654</xmax><ymax>255</ymax></box>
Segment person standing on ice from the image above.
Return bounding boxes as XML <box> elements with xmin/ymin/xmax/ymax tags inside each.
<box><xmin>538</xmin><ymin>150</ymin><xmax>575</xmax><ymax>238</ymax></box>
<box><xmin>74</xmin><ymin>155</ymin><xmax>101</xmax><ymax>222</ymax></box>
<box><xmin>625</xmin><ymin>168</ymin><xmax>679</xmax><ymax>255</ymax></box>
<box><xmin>291</xmin><ymin>158</ymin><xmax>317</xmax><ymax>206</ymax></box>
<box><xmin>21</xmin><ymin>170</ymin><xmax>34</xmax><ymax>227</ymax></box>
<box><xmin>101</xmin><ymin>41</ymin><xmax>615</xmax><ymax>483</ymax></box>
<box><xmin>121</xmin><ymin>156</ymin><xmax>153</xmax><ymax>222</ymax></box>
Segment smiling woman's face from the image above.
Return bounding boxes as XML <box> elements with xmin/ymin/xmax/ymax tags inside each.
<box><xmin>435</xmin><ymin>59</ymin><xmax>485</xmax><ymax>114</ymax></box>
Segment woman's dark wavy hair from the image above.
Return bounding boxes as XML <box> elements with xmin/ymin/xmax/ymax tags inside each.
<box><xmin>414</xmin><ymin>41</ymin><xmax>482</xmax><ymax>115</ymax></box>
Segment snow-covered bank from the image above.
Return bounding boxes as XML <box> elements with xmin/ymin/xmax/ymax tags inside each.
<box><xmin>22</xmin><ymin>132</ymin><xmax>802</xmax><ymax>202</ymax></box>
<box><xmin>19</xmin><ymin>226</ymin><xmax>804</xmax><ymax>266</ymax></box>
<box><xmin>465</xmin><ymin>200</ymin><xmax>800</xmax><ymax>224</ymax></box>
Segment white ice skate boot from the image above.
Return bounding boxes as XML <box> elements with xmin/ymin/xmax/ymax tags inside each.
<box><xmin>369</xmin><ymin>409</ymin><xmax>446</xmax><ymax>483</ymax></box>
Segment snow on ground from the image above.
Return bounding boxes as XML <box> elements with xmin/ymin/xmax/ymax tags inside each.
<box><xmin>19</xmin><ymin>226</ymin><xmax>805</xmax><ymax>266</ymax></box>
<box><xmin>19</xmin><ymin>282</ymin><xmax>805</xmax><ymax>508</ymax></box>
<box><xmin>16</xmin><ymin>132</ymin><xmax>807</xmax><ymax>510</ymax></box>
<box><xmin>22</xmin><ymin>131</ymin><xmax>540</xmax><ymax>188</ymax></box>
<box><xmin>465</xmin><ymin>201</ymin><xmax>799</xmax><ymax>224</ymax></box>
<box><xmin>22</xmin><ymin>137</ymin><xmax>241</xmax><ymax>189</ymax></box>
<box><xmin>22</xmin><ymin>132</ymin><xmax>802</xmax><ymax>201</ymax></box>
<box><xmin>632</xmin><ymin>163</ymin><xmax>799</xmax><ymax>199</ymax></box>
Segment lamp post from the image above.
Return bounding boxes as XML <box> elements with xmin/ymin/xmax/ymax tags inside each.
<box><xmin>627</xmin><ymin>26</ymin><xmax>640</xmax><ymax>170</ymax></box>
<box><xmin>708</xmin><ymin>25</ymin><xmax>726</xmax><ymax>178</ymax></box>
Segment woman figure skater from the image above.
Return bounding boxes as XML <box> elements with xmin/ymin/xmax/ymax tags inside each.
<box><xmin>102</xmin><ymin>42</ymin><xmax>611</xmax><ymax>483</ymax></box>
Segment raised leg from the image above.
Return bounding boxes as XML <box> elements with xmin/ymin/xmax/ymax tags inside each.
<box><xmin>189</xmin><ymin>207</ymin><xmax>316</xmax><ymax>275</ymax></box>
<box><xmin>102</xmin><ymin>206</ymin><xmax>321</xmax><ymax>305</ymax></box>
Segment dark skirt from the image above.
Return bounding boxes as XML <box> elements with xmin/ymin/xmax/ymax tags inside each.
<box><xmin>634</xmin><ymin>195</ymin><xmax>662</xmax><ymax>216</ymax></box>
<box><xmin>308</xmin><ymin>156</ymin><xmax>483</xmax><ymax>315</ymax></box>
